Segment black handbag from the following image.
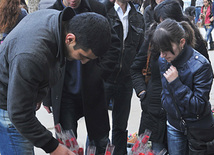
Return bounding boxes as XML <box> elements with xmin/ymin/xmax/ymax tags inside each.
<box><xmin>168</xmin><ymin>89</ymin><xmax>214</xmax><ymax>155</ymax></box>
<box><xmin>188</xmin><ymin>125</ymin><xmax>214</xmax><ymax>155</ymax></box>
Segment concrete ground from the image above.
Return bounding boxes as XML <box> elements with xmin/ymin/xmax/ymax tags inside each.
<box><xmin>34</xmin><ymin>28</ymin><xmax>214</xmax><ymax>154</ymax></box>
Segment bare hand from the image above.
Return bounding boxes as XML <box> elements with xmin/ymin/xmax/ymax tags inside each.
<box><xmin>50</xmin><ymin>144</ymin><xmax>75</xmax><ymax>155</ymax></box>
<box><xmin>43</xmin><ymin>105</ymin><xmax>52</xmax><ymax>113</ymax></box>
<box><xmin>35</xmin><ymin>102</ymin><xmax>42</xmax><ymax>111</ymax></box>
<box><xmin>163</xmin><ymin>65</ymin><xmax>178</xmax><ymax>83</ymax></box>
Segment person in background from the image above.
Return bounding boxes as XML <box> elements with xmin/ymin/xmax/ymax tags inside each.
<box><xmin>0</xmin><ymin>7</ymin><xmax>112</xmax><ymax>155</ymax></box>
<box><xmin>184</xmin><ymin>6</ymin><xmax>196</xmax><ymax>23</ymax></box>
<box><xmin>143</xmin><ymin>0</ymin><xmax>164</xmax><ymax>31</ymax></box>
<box><xmin>43</xmin><ymin>0</ymin><xmax>120</xmax><ymax>154</ymax></box>
<box><xmin>152</xmin><ymin>18</ymin><xmax>214</xmax><ymax>155</ymax></box>
<box><xmin>0</xmin><ymin>0</ymin><xmax>27</xmax><ymax>43</ymax></box>
<box><xmin>191</xmin><ymin>0</ymin><xmax>204</xmax><ymax>24</ymax></box>
<box><xmin>21</xmin><ymin>0</ymin><xmax>28</xmax><ymax>12</ymax></box>
<box><xmin>104</xmin><ymin>0</ymin><xmax>144</xmax><ymax>154</ymax></box>
<box><xmin>200</xmin><ymin>0</ymin><xmax>214</xmax><ymax>50</ymax></box>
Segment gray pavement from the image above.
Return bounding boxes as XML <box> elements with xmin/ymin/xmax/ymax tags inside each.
<box><xmin>34</xmin><ymin>28</ymin><xmax>214</xmax><ymax>154</ymax></box>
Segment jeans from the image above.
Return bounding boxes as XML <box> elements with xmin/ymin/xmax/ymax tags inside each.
<box><xmin>167</xmin><ymin>124</ymin><xmax>188</xmax><ymax>155</ymax></box>
<box><xmin>0</xmin><ymin>108</ymin><xmax>34</xmax><ymax>155</ymax></box>
<box><xmin>204</xmin><ymin>24</ymin><xmax>213</xmax><ymax>43</ymax></box>
<box><xmin>195</xmin><ymin>7</ymin><xmax>202</xmax><ymax>24</ymax></box>
<box><xmin>104</xmin><ymin>80</ymin><xmax>133</xmax><ymax>155</ymax></box>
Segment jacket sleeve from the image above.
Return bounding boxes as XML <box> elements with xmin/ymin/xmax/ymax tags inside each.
<box><xmin>43</xmin><ymin>88</ymin><xmax>52</xmax><ymax>107</ymax></box>
<box><xmin>168</xmin><ymin>61</ymin><xmax>213</xmax><ymax>115</ymax></box>
<box><xmin>130</xmin><ymin>40</ymin><xmax>149</xmax><ymax>97</ymax></box>
<box><xmin>7</xmin><ymin>54</ymin><xmax>58</xmax><ymax>153</ymax></box>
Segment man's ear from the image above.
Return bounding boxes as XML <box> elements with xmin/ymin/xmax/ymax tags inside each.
<box><xmin>65</xmin><ymin>33</ymin><xmax>76</xmax><ymax>45</ymax></box>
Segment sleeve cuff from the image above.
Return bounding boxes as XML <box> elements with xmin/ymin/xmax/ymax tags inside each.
<box><xmin>41</xmin><ymin>137</ymin><xmax>59</xmax><ymax>153</ymax></box>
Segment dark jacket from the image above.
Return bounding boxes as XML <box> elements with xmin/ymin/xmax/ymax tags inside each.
<box><xmin>130</xmin><ymin>39</ymin><xmax>167</xmax><ymax>143</ymax></box>
<box><xmin>159</xmin><ymin>45</ymin><xmax>214</xmax><ymax>131</ymax></box>
<box><xmin>143</xmin><ymin>5</ymin><xmax>155</xmax><ymax>31</ymax></box>
<box><xmin>107</xmin><ymin>2</ymin><xmax>144</xmax><ymax>83</ymax></box>
<box><xmin>0</xmin><ymin>9</ymin><xmax>73</xmax><ymax>153</ymax></box>
<box><xmin>43</xmin><ymin>0</ymin><xmax>120</xmax><ymax>140</ymax></box>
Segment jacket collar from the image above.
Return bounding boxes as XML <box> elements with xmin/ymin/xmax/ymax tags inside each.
<box><xmin>56</xmin><ymin>7</ymin><xmax>76</xmax><ymax>67</ymax></box>
<box><xmin>171</xmin><ymin>45</ymin><xmax>193</xmax><ymax>68</ymax></box>
<box><xmin>108</xmin><ymin>2</ymin><xmax>137</xmax><ymax>19</ymax></box>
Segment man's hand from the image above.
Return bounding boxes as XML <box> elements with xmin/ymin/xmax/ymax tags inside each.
<box><xmin>35</xmin><ymin>102</ymin><xmax>42</xmax><ymax>111</ymax></box>
<box><xmin>43</xmin><ymin>105</ymin><xmax>52</xmax><ymax>113</ymax></box>
<box><xmin>163</xmin><ymin>65</ymin><xmax>178</xmax><ymax>83</ymax></box>
<box><xmin>50</xmin><ymin>144</ymin><xmax>75</xmax><ymax>155</ymax></box>
<box><xmin>138</xmin><ymin>90</ymin><xmax>146</xmax><ymax>102</ymax></box>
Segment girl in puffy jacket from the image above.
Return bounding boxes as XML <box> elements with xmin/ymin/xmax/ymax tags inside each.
<box><xmin>152</xmin><ymin>18</ymin><xmax>214</xmax><ymax>155</ymax></box>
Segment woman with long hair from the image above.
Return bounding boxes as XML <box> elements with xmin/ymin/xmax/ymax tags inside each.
<box><xmin>0</xmin><ymin>0</ymin><xmax>27</xmax><ymax>42</ymax></box>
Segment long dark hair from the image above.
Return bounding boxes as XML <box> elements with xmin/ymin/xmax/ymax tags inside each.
<box><xmin>0</xmin><ymin>0</ymin><xmax>21</xmax><ymax>33</ymax></box>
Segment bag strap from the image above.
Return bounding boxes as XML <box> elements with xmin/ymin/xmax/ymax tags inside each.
<box><xmin>142</xmin><ymin>44</ymin><xmax>151</xmax><ymax>76</ymax></box>
<box><xmin>167</xmin><ymin>86</ymin><xmax>188</xmax><ymax>135</ymax></box>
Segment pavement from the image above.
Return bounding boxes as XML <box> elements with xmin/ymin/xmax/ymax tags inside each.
<box><xmin>34</xmin><ymin>28</ymin><xmax>214</xmax><ymax>154</ymax></box>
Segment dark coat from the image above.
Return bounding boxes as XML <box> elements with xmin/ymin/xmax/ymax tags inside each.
<box><xmin>143</xmin><ymin>5</ymin><xmax>155</xmax><ymax>31</ymax></box>
<box><xmin>0</xmin><ymin>9</ymin><xmax>73</xmax><ymax>153</ymax></box>
<box><xmin>159</xmin><ymin>45</ymin><xmax>214</xmax><ymax>131</ymax></box>
<box><xmin>130</xmin><ymin>39</ymin><xmax>167</xmax><ymax>143</ymax></box>
<box><xmin>107</xmin><ymin>2</ymin><xmax>145</xmax><ymax>83</ymax></box>
<box><xmin>43</xmin><ymin>0</ymin><xmax>120</xmax><ymax>140</ymax></box>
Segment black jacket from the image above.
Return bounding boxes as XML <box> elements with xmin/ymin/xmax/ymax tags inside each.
<box><xmin>0</xmin><ymin>8</ymin><xmax>75</xmax><ymax>153</ymax></box>
<box><xmin>106</xmin><ymin>2</ymin><xmax>144</xmax><ymax>83</ymax></box>
<box><xmin>159</xmin><ymin>45</ymin><xmax>214</xmax><ymax>131</ymax></box>
<box><xmin>43</xmin><ymin>0</ymin><xmax>121</xmax><ymax>140</ymax></box>
<box><xmin>130</xmin><ymin>40</ymin><xmax>167</xmax><ymax>143</ymax></box>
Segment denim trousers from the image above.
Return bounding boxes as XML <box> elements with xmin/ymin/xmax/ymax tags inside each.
<box><xmin>104</xmin><ymin>80</ymin><xmax>133</xmax><ymax>155</ymax></box>
<box><xmin>195</xmin><ymin>7</ymin><xmax>202</xmax><ymax>24</ymax></box>
<box><xmin>0</xmin><ymin>108</ymin><xmax>34</xmax><ymax>155</ymax></box>
<box><xmin>59</xmin><ymin>99</ymin><xmax>109</xmax><ymax>155</ymax></box>
<box><xmin>204</xmin><ymin>24</ymin><xmax>213</xmax><ymax>43</ymax></box>
<box><xmin>167</xmin><ymin>124</ymin><xmax>188</xmax><ymax>155</ymax></box>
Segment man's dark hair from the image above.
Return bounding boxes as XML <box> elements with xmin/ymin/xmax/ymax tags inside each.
<box><xmin>64</xmin><ymin>12</ymin><xmax>111</xmax><ymax>57</ymax></box>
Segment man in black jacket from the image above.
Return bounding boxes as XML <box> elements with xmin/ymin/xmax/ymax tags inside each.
<box><xmin>43</xmin><ymin>0</ymin><xmax>120</xmax><ymax>154</ymax></box>
<box><xmin>0</xmin><ymin>8</ymin><xmax>111</xmax><ymax>155</ymax></box>
<box><xmin>104</xmin><ymin>0</ymin><xmax>144</xmax><ymax>154</ymax></box>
